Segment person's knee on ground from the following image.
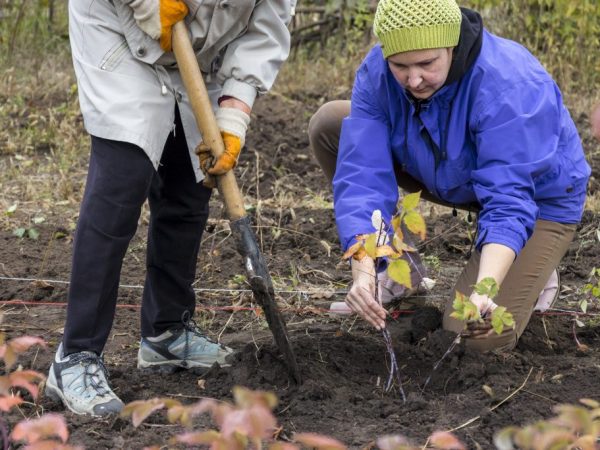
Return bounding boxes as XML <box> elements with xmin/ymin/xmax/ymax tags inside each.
<box><xmin>442</xmin><ymin>311</ymin><xmax>518</xmax><ymax>352</ymax></box>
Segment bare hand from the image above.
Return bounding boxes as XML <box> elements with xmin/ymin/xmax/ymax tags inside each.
<box><xmin>347</xmin><ymin>257</ymin><xmax>386</xmax><ymax>330</ymax></box>
<box><xmin>464</xmin><ymin>293</ymin><xmax>497</xmax><ymax>339</ymax></box>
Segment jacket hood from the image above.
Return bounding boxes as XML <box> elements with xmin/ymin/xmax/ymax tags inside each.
<box><xmin>444</xmin><ymin>7</ymin><xmax>483</xmax><ymax>86</ymax></box>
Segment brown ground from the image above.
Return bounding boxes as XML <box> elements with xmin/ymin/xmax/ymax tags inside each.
<box><xmin>1</xmin><ymin>92</ymin><xmax>600</xmax><ymax>449</ymax></box>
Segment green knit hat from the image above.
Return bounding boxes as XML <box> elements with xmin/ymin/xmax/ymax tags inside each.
<box><xmin>374</xmin><ymin>0</ymin><xmax>462</xmax><ymax>58</ymax></box>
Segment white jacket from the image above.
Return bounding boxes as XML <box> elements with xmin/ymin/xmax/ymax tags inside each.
<box><xmin>69</xmin><ymin>0</ymin><xmax>292</xmax><ymax>181</ymax></box>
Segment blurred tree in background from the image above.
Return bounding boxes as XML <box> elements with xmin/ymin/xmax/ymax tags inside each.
<box><xmin>0</xmin><ymin>0</ymin><xmax>598</xmax><ymax>93</ymax></box>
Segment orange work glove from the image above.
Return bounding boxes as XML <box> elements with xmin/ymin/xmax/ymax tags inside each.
<box><xmin>127</xmin><ymin>0</ymin><xmax>188</xmax><ymax>52</ymax></box>
<box><xmin>195</xmin><ymin>107</ymin><xmax>251</xmax><ymax>182</ymax></box>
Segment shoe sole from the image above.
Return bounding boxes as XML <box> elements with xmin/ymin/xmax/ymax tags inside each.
<box><xmin>45</xmin><ymin>379</ymin><xmax>102</xmax><ymax>417</ymax></box>
<box><xmin>137</xmin><ymin>360</ymin><xmax>231</xmax><ymax>373</ymax></box>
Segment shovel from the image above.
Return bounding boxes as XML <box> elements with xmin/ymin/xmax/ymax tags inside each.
<box><xmin>171</xmin><ymin>21</ymin><xmax>301</xmax><ymax>384</ymax></box>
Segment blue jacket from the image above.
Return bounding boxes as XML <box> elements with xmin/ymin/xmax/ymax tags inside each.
<box><xmin>333</xmin><ymin>30</ymin><xmax>590</xmax><ymax>255</ymax></box>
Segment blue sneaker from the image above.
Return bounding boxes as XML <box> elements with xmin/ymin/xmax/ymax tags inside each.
<box><xmin>45</xmin><ymin>343</ymin><xmax>123</xmax><ymax>416</ymax></box>
<box><xmin>138</xmin><ymin>317</ymin><xmax>234</xmax><ymax>371</ymax></box>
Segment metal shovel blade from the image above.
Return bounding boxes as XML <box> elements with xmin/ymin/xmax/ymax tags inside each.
<box><xmin>231</xmin><ymin>216</ymin><xmax>301</xmax><ymax>384</ymax></box>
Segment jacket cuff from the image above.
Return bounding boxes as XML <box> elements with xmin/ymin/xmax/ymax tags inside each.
<box><xmin>221</xmin><ymin>78</ymin><xmax>258</xmax><ymax>110</ymax></box>
<box><xmin>476</xmin><ymin>226</ymin><xmax>526</xmax><ymax>256</ymax></box>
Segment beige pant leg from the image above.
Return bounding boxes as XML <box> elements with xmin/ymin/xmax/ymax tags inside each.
<box><xmin>308</xmin><ymin>100</ymin><xmax>350</xmax><ymax>183</ymax></box>
<box><xmin>442</xmin><ymin>220</ymin><xmax>577</xmax><ymax>352</ymax></box>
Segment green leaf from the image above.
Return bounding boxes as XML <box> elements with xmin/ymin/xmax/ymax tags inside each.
<box><xmin>491</xmin><ymin>307</ymin><xmax>515</xmax><ymax>335</ymax></box>
<box><xmin>401</xmin><ymin>191</ymin><xmax>421</xmax><ymax>211</ymax></box>
<box><xmin>450</xmin><ymin>291</ymin><xmax>481</xmax><ymax>322</ymax></box>
<box><xmin>13</xmin><ymin>228</ymin><xmax>26</xmax><ymax>238</ymax></box>
<box><xmin>403</xmin><ymin>210</ymin><xmax>426</xmax><ymax>240</ymax></box>
<box><xmin>473</xmin><ymin>277</ymin><xmax>499</xmax><ymax>299</ymax></box>
<box><xmin>27</xmin><ymin>228</ymin><xmax>40</xmax><ymax>240</ymax></box>
<box><xmin>5</xmin><ymin>204</ymin><xmax>17</xmax><ymax>216</ymax></box>
<box><xmin>580</xmin><ymin>299</ymin><xmax>588</xmax><ymax>314</ymax></box>
<box><xmin>387</xmin><ymin>259</ymin><xmax>412</xmax><ymax>289</ymax></box>
<box><xmin>464</xmin><ymin>300</ymin><xmax>480</xmax><ymax>322</ymax></box>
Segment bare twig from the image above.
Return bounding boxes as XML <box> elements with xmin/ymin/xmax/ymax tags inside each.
<box><xmin>447</xmin><ymin>367</ymin><xmax>534</xmax><ymax>433</ymax></box>
<box><xmin>421</xmin><ymin>333</ymin><xmax>462</xmax><ymax>392</ymax></box>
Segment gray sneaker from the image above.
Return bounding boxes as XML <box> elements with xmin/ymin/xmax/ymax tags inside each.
<box><xmin>45</xmin><ymin>343</ymin><xmax>123</xmax><ymax>417</ymax></box>
<box><xmin>138</xmin><ymin>319</ymin><xmax>234</xmax><ymax>372</ymax></box>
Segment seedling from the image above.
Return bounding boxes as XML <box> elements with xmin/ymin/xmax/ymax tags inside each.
<box><xmin>450</xmin><ymin>277</ymin><xmax>515</xmax><ymax>335</ymax></box>
<box><xmin>422</xmin><ymin>278</ymin><xmax>515</xmax><ymax>391</ymax></box>
<box><xmin>342</xmin><ymin>191</ymin><xmax>428</xmax><ymax>402</ymax></box>
<box><xmin>571</xmin><ymin>267</ymin><xmax>600</xmax><ymax>351</ymax></box>
<box><xmin>13</xmin><ymin>216</ymin><xmax>45</xmax><ymax>240</ymax></box>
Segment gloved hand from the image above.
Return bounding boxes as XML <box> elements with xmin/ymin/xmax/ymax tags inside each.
<box><xmin>127</xmin><ymin>0</ymin><xmax>188</xmax><ymax>51</ymax></box>
<box><xmin>196</xmin><ymin>107</ymin><xmax>251</xmax><ymax>178</ymax></box>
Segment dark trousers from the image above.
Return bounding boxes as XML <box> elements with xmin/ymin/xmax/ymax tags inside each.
<box><xmin>63</xmin><ymin>109</ymin><xmax>212</xmax><ymax>355</ymax></box>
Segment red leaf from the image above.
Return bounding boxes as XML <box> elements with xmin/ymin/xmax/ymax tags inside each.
<box><xmin>429</xmin><ymin>431</ymin><xmax>466</xmax><ymax>450</ymax></box>
<box><xmin>121</xmin><ymin>398</ymin><xmax>166</xmax><ymax>427</ymax></box>
<box><xmin>11</xmin><ymin>414</ymin><xmax>69</xmax><ymax>444</ymax></box>
<box><xmin>294</xmin><ymin>432</ymin><xmax>347</xmax><ymax>449</ymax></box>
<box><xmin>23</xmin><ymin>441</ymin><xmax>83</xmax><ymax>450</ymax></box>
<box><xmin>8</xmin><ymin>336</ymin><xmax>46</xmax><ymax>353</ymax></box>
<box><xmin>9</xmin><ymin>370</ymin><xmax>45</xmax><ymax>400</ymax></box>
<box><xmin>0</xmin><ymin>394</ymin><xmax>23</xmax><ymax>412</ymax></box>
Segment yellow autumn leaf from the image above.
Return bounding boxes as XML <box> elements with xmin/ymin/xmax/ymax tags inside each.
<box><xmin>391</xmin><ymin>215</ymin><xmax>402</xmax><ymax>233</ymax></box>
<box><xmin>403</xmin><ymin>210</ymin><xmax>426</xmax><ymax>240</ymax></box>
<box><xmin>387</xmin><ymin>259</ymin><xmax>412</xmax><ymax>289</ymax></box>
<box><xmin>341</xmin><ymin>241</ymin><xmax>363</xmax><ymax>260</ymax></box>
<box><xmin>392</xmin><ymin>235</ymin><xmax>404</xmax><ymax>255</ymax></box>
<box><xmin>363</xmin><ymin>233</ymin><xmax>378</xmax><ymax>259</ymax></box>
<box><xmin>401</xmin><ymin>191</ymin><xmax>421</xmax><ymax>211</ymax></box>
<box><xmin>375</xmin><ymin>245</ymin><xmax>399</xmax><ymax>258</ymax></box>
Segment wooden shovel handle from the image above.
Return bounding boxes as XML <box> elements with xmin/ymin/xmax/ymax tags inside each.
<box><xmin>171</xmin><ymin>21</ymin><xmax>246</xmax><ymax>220</ymax></box>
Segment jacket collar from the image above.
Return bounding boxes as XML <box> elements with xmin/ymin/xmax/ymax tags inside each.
<box><xmin>444</xmin><ymin>8</ymin><xmax>483</xmax><ymax>87</ymax></box>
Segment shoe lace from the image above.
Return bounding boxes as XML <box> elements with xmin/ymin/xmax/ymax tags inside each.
<box><xmin>69</xmin><ymin>352</ymin><xmax>111</xmax><ymax>397</ymax></box>
<box><xmin>180</xmin><ymin>310</ymin><xmax>221</xmax><ymax>362</ymax></box>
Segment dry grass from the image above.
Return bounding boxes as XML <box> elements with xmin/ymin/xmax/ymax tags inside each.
<box><xmin>0</xmin><ymin>15</ymin><xmax>599</xmax><ymax>235</ymax></box>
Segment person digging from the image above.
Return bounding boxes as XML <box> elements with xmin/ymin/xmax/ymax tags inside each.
<box><xmin>45</xmin><ymin>0</ymin><xmax>293</xmax><ymax>417</ymax></box>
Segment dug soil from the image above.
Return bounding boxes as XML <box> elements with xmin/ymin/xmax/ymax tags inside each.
<box><xmin>2</xmin><ymin>92</ymin><xmax>600</xmax><ymax>449</ymax></box>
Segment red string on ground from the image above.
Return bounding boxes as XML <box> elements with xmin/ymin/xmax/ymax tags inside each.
<box><xmin>0</xmin><ymin>299</ymin><xmax>591</xmax><ymax>318</ymax></box>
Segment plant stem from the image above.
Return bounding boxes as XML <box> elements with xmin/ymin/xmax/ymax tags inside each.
<box><xmin>0</xmin><ymin>414</ymin><xmax>9</xmax><ymax>450</ymax></box>
<box><xmin>374</xmin><ymin>219</ymin><xmax>406</xmax><ymax>402</ymax></box>
<box><xmin>381</xmin><ymin>328</ymin><xmax>407</xmax><ymax>402</ymax></box>
<box><xmin>421</xmin><ymin>332</ymin><xmax>462</xmax><ymax>392</ymax></box>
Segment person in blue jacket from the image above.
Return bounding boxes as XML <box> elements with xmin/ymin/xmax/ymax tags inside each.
<box><xmin>309</xmin><ymin>0</ymin><xmax>590</xmax><ymax>351</ymax></box>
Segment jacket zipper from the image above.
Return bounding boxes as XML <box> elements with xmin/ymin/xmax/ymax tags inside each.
<box><xmin>414</xmin><ymin>100</ymin><xmax>443</xmax><ymax>198</ymax></box>
<box><xmin>100</xmin><ymin>40</ymin><xmax>128</xmax><ymax>71</ymax></box>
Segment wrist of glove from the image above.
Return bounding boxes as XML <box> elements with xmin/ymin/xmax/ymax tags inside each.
<box><xmin>128</xmin><ymin>0</ymin><xmax>188</xmax><ymax>51</ymax></box>
<box><xmin>195</xmin><ymin>107</ymin><xmax>251</xmax><ymax>181</ymax></box>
